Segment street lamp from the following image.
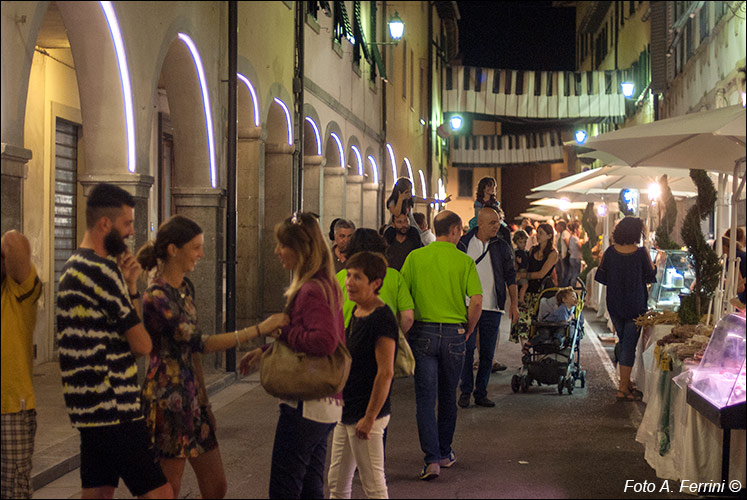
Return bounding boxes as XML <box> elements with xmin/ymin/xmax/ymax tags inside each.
<box><xmin>621</xmin><ymin>82</ymin><xmax>635</xmax><ymax>98</ymax></box>
<box><xmin>596</xmin><ymin>203</ymin><xmax>608</xmax><ymax>217</ymax></box>
<box><xmin>388</xmin><ymin>12</ymin><xmax>404</xmax><ymax>40</ymax></box>
<box><xmin>368</xmin><ymin>12</ymin><xmax>405</xmax><ymax>47</ymax></box>
<box><xmin>648</xmin><ymin>182</ymin><xmax>661</xmax><ymax>201</ymax></box>
<box><xmin>450</xmin><ymin>115</ymin><xmax>463</xmax><ymax>131</ymax></box>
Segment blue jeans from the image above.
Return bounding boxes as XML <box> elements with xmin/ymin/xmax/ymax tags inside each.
<box><xmin>460</xmin><ymin>310</ymin><xmax>502</xmax><ymax>399</ymax></box>
<box><xmin>610</xmin><ymin>315</ymin><xmax>639</xmax><ymax>367</ymax></box>
<box><xmin>269</xmin><ymin>403</ymin><xmax>336</xmax><ymax>499</ymax></box>
<box><xmin>565</xmin><ymin>258</ymin><xmax>582</xmax><ymax>288</ymax></box>
<box><xmin>409</xmin><ymin>322</ymin><xmax>466</xmax><ymax>465</ymax></box>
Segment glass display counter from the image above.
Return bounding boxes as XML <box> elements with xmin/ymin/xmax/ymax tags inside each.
<box><xmin>648</xmin><ymin>249</ymin><xmax>695</xmax><ymax>311</ymax></box>
<box><xmin>686</xmin><ymin>313</ymin><xmax>746</xmax><ymax>484</ymax></box>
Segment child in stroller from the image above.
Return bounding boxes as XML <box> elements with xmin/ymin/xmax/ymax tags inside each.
<box><xmin>522</xmin><ymin>287</ymin><xmax>581</xmax><ymax>358</ymax></box>
<box><xmin>512</xmin><ymin>282</ymin><xmax>587</xmax><ymax>394</ymax></box>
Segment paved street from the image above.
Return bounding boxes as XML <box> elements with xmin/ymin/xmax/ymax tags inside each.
<box><xmin>34</xmin><ymin>317</ymin><xmax>689</xmax><ymax>499</ymax></box>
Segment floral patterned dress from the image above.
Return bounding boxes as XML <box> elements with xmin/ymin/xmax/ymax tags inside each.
<box><xmin>141</xmin><ymin>277</ymin><xmax>216</xmax><ymax>459</ymax></box>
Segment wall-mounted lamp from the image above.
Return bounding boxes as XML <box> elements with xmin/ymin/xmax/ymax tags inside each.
<box><xmin>450</xmin><ymin>115</ymin><xmax>463</xmax><ymax>131</ymax></box>
<box><xmin>575</xmin><ymin>130</ymin><xmax>587</xmax><ymax>144</ymax></box>
<box><xmin>621</xmin><ymin>82</ymin><xmax>635</xmax><ymax>98</ymax></box>
<box><xmin>368</xmin><ymin>11</ymin><xmax>405</xmax><ymax>47</ymax></box>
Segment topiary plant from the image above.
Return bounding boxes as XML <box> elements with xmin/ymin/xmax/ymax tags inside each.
<box><xmin>678</xmin><ymin>169</ymin><xmax>721</xmax><ymax>324</ymax></box>
<box><xmin>579</xmin><ymin>202</ymin><xmax>599</xmax><ymax>283</ymax></box>
<box><xmin>654</xmin><ymin>175</ymin><xmax>680</xmax><ymax>250</ymax></box>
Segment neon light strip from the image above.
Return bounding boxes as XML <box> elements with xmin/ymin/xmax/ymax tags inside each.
<box><xmin>178</xmin><ymin>33</ymin><xmax>216</xmax><ymax>188</ymax></box>
<box><xmin>237</xmin><ymin>73</ymin><xmax>260</xmax><ymax>127</ymax></box>
<box><xmin>386</xmin><ymin>144</ymin><xmax>397</xmax><ymax>184</ymax></box>
<box><xmin>367</xmin><ymin>155</ymin><xmax>379</xmax><ymax>184</ymax></box>
<box><xmin>101</xmin><ymin>2</ymin><xmax>135</xmax><ymax>173</ymax></box>
<box><xmin>273</xmin><ymin>98</ymin><xmax>293</xmax><ymax>146</ymax></box>
<box><xmin>330</xmin><ymin>133</ymin><xmax>345</xmax><ymax>168</ymax></box>
<box><xmin>351</xmin><ymin>146</ymin><xmax>363</xmax><ymax>176</ymax></box>
<box><xmin>418</xmin><ymin>169</ymin><xmax>427</xmax><ymax>198</ymax></box>
<box><xmin>304</xmin><ymin>117</ymin><xmax>322</xmax><ymax>155</ymax></box>
<box><xmin>404</xmin><ymin>157</ymin><xmax>415</xmax><ymax>195</ymax></box>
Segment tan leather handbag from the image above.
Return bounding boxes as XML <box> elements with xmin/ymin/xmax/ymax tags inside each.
<box><xmin>260</xmin><ymin>279</ymin><xmax>351</xmax><ymax>400</ymax></box>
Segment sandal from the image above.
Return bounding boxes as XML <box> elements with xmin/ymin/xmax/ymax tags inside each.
<box><xmin>627</xmin><ymin>384</ymin><xmax>643</xmax><ymax>399</ymax></box>
<box><xmin>616</xmin><ymin>390</ymin><xmax>642</xmax><ymax>402</ymax></box>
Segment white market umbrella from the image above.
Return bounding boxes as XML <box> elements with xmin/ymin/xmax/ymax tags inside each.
<box><xmin>557</xmin><ymin>165</ymin><xmax>699</xmax><ymax>195</ymax></box>
<box><xmin>530</xmin><ymin>168</ymin><xmax>599</xmax><ymax>193</ymax></box>
<box><xmin>583</xmin><ymin>104</ymin><xmax>746</xmax><ymax>173</ymax></box>
<box><xmin>529</xmin><ymin>198</ymin><xmax>588</xmax><ymax>210</ymax></box>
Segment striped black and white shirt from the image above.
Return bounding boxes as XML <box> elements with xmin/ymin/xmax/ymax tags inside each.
<box><xmin>57</xmin><ymin>249</ymin><xmax>142</xmax><ymax>428</ymax></box>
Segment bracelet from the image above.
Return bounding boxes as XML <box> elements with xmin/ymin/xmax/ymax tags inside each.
<box><xmin>256</xmin><ymin>325</ymin><xmax>262</xmax><ymax>337</ymax></box>
<box><xmin>234</xmin><ymin>329</ymin><xmax>242</xmax><ymax>349</ymax></box>
<box><xmin>130</xmin><ymin>291</ymin><xmax>141</xmax><ymax>300</ymax></box>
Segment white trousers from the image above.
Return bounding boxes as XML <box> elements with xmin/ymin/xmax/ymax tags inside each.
<box><xmin>327</xmin><ymin>415</ymin><xmax>390</xmax><ymax>499</ymax></box>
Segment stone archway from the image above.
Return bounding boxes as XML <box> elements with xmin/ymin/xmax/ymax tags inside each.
<box><xmin>322</xmin><ymin>122</ymin><xmax>346</xmax><ymax>235</ymax></box>
<box><xmin>302</xmin><ymin>105</ymin><xmax>324</xmax><ymax>215</ymax></box>
<box><xmin>236</xmin><ymin>67</ymin><xmax>262</xmax><ymax>328</ymax></box>
<box><xmin>345</xmin><ymin>136</ymin><xmax>364</xmax><ymax>228</ymax></box>
<box><xmin>157</xmin><ymin>33</ymin><xmax>224</xmax><ymax>338</ymax></box>
<box><xmin>362</xmin><ymin>147</ymin><xmax>381</xmax><ymax>229</ymax></box>
<box><xmin>262</xmin><ymin>92</ymin><xmax>294</xmax><ymax>314</ymax></box>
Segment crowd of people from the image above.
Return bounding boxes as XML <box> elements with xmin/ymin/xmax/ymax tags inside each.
<box><xmin>2</xmin><ymin>177</ymin><xmax>746</xmax><ymax>499</ymax></box>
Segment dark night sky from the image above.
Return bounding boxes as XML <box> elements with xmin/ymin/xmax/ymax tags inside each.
<box><xmin>457</xmin><ymin>1</ymin><xmax>577</xmax><ymax>71</ymax></box>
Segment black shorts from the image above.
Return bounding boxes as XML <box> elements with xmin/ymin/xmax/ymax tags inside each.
<box><xmin>79</xmin><ymin>419</ymin><xmax>167</xmax><ymax>496</ymax></box>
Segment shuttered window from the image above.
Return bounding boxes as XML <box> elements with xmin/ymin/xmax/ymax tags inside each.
<box><xmin>54</xmin><ymin>118</ymin><xmax>79</xmax><ymax>347</ymax></box>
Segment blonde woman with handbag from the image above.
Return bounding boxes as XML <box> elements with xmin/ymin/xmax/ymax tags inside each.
<box><xmin>239</xmin><ymin>212</ymin><xmax>345</xmax><ymax>499</ymax></box>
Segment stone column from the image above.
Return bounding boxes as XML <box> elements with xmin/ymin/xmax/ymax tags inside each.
<box><xmin>345</xmin><ymin>174</ymin><xmax>364</xmax><ymax>228</ymax></box>
<box><xmin>171</xmin><ymin>187</ymin><xmax>225</xmax><ymax>368</ymax></box>
<box><xmin>262</xmin><ymin>142</ymin><xmax>294</xmax><ymax>315</ymax></box>
<box><xmin>237</xmin><ymin>129</ymin><xmax>261</xmax><ymax>338</ymax></box>
<box><xmin>1</xmin><ymin>143</ymin><xmax>32</xmax><ymax>235</ymax></box>
<box><xmin>79</xmin><ymin>173</ymin><xmax>154</xmax><ymax>253</ymax></box>
<box><xmin>362</xmin><ymin>182</ymin><xmax>380</xmax><ymax>230</ymax></box>
<box><xmin>302</xmin><ymin>155</ymin><xmax>323</xmax><ymax>215</ymax></box>
<box><xmin>322</xmin><ymin>166</ymin><xmax>346</xmax><ymax>235</ymax></box>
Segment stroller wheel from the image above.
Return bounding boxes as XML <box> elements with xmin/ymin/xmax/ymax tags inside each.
<box><xmin>566</xmin><ymin>377</ymin><xmax>574</xmax><ymax>395</ymax></box>
<box><xmin>557</xmin><ymin>376</ymin><xmax>565</xmax><ymax>395</ymax></box>
<box><xmin>521</xmin><ymin>376</ymin><xmax>530</xmax><ymax>393</ymax></box>
<box><xmin>511</xmin><ymin>375</ymin><xmax>520</xmax><ymax>393</ymax></box>
<box><xmin>580</xmin><ymin>370</ymin><xmax>587</xmax><ymax>388</ymax></box>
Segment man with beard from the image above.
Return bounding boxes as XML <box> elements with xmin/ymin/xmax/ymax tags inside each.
<box><xmin>56</xmin><ymin>183</ymin><xmax>173</xmax><ymax>499</ymax></box>
<box><xmin>384</xmin><ymin>212</ymin><xmax>423</xmax><ymax>271</ymax></box>
<box><xmin>2</xmin><ymin>230</ymin><xmax>43</xmax><ymax>499</ymax></box>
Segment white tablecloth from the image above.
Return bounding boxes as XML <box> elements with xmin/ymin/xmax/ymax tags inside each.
<box><xmin>631</xmin><ymin>324</ymin><xmax>673</xmax><ymax>403</ymax></box>
<box><xmin>635</xmin><ymin>354</ymin><xmax>746</xmax><ymax>486</ymax></box>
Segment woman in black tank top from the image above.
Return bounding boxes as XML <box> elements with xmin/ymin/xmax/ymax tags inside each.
<box><xmin>510</xmin><ymin>223</ymin><xmax>558</xmax><ymax>343</ymax></box>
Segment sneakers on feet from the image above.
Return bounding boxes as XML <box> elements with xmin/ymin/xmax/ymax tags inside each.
<box><xmin>474</xmin><ymin>396</ymin><xmax>496</xmax><ymax>407</ymax></box>
<box><xmin>439</xmin><ymin>450</ymin><xmax>457</xmax><ymax>468</ymax></box>
<box><xmin>458</xmin><ymin>393</ymin><xmax>470</xmax><ymax>408</ymax></box>
<box><xmin>419</xmin><ymin>462</ymin><xmax>440</xmax><ymax>480</ymax></box>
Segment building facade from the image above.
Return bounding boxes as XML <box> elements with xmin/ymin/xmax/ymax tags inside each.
<box><xmin>0</xmin><ymin>0</ymin><xmax>459</xmax><ymax>366</ymax></box>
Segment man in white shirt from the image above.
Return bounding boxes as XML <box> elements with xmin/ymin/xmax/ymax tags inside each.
<box><xmin>456</xmin><ymin>208</ymin><xmax>519</xmax><ymax>408</ymax></box>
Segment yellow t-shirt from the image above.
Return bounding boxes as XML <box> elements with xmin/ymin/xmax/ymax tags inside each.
<box><xmin>1</xmin><ymin>264</ymin><xmax>42</xmax><ymax>414</ymax></box>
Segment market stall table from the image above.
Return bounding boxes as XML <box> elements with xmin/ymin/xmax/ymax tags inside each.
<box><xmin>635</xmin><ymin>350</ymin><xmax>746</xmax><ymax>486</ymax></box>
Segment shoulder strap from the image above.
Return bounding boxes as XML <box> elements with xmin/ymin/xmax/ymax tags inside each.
<box><xmin>475</xmin><ymin>246</ymin><xmax>491</xmax><ymax>266</ymax></box>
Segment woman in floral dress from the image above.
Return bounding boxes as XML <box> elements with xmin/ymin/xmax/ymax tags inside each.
<box><xmin>137</xmin><ymin>215</ymin><xmax>286</xmax><ymax>498</ymax></box>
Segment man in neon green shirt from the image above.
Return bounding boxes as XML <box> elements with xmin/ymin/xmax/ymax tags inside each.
<box><xmin>400</xmin><ymin>210</ymin><xmax>483</xmax><ymax>481</ymax></box>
